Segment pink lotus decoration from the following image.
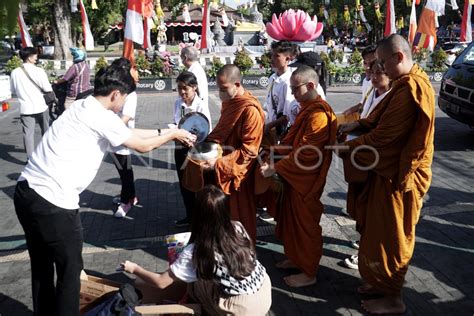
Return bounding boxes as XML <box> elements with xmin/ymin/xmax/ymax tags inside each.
<box><xmin>266</xmin><ymin>9</ymin><xmax>324</xmax><ymax>42</ymax></box>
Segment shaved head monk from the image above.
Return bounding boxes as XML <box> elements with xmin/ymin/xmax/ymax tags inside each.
<box><xmin>201</xmin><ymin>64</ymin><xmax>265</xmax><ymax>242</ymax></box>
<box><xmin>260</xmin><ymin>65</ymin><xmax>337</xmax><ymax>287</ymax></box>
<box><xmin>338</xmin><ymin>34</ymin><xmax>435</xmax><ymax>313</ymax></box>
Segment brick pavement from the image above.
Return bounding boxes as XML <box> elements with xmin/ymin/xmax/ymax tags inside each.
<box><xmin>0</xmin><ymin>87</ymin><xmax>473</xmax><ymax>315</ymax></box>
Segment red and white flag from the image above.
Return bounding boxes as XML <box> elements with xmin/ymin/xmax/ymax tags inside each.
<box><xmin>460</xmin><ymin>0</ymin><xmax>473</xmax><ymax>42</ymax></box>
<box><xmin>408</xmin><ymin>0</ymin><xmax>418</xmax><ymax>45</ymax></box>
<box><xmin>17</xmin><ymin>6</ymin><xmax>32</xmax><ymax>48</ymax></box>
<box><xmin>201</xmin><ymin>0</ymin><xmax>210</xmax><ymax>50</ymax></box>
<box><xmin>123</xmin><ymin>0</ymin><xmax>153</xmax><ymax>63</ymax></box>
<box><xmin>384</xmin><ymin>0</ymin><xmax>396</xmax><ymax>37</ymax></box>
<box><xmin>79</xmin><ymin>0</ymin><xmax>94</xmax><ymax>51</ymax></box>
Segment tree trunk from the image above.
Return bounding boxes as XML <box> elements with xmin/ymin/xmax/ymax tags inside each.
<box><xmin>51</xmin><ymin>0</ymin><xmax>72</xmax><ymax>60</ymax></box>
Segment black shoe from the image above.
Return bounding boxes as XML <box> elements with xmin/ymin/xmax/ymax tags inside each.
<box><xmin>175</xmin><ymin>218</ymin><xmax>190</xmax><ymax>227</ymax></box>
<box><xmin>258</xmin><ymin>211</ymin><xmax>274</xmax><ymax>222</ymax></box>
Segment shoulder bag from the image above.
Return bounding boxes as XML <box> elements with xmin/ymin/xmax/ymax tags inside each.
<box><xmin>21</xmin><ymin>66</ymin><xmax>57</xmax><ymax>106</ymax></box>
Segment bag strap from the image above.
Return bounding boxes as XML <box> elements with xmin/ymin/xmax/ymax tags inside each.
<box><xmin>77</xmin><ymin>63</ymin><xmax>86</xmax><ymax>77</ymax></box>
<box><xmin>21</xmin><ymin>66</ymin><xmax>46</xmax><ymax>94</ymax></box>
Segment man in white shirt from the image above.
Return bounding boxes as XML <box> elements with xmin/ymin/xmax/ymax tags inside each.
<box><xmin>180</xmin><ymin>46</ymin><xmax>208</xmax><ymax>105</ymax></box>
<box><xmin>13</xmin><ymin>62</ymin><xmax>196</xmax><ymax>316</ymax></box>
<box><xmin>10</xmin><ymin>47</ymin><xmax>53</xmax><ymax>159</ymax></box>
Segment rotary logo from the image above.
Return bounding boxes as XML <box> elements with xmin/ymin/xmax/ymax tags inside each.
<box><xmin>154</xmin><ymin>80</ymin><xmax>166</xmax><ymax>91</ymax></box>
<box><xmin>433</xmin><ymin>72</ymin><xmax>443</xmax><ymax>82</ymax></box>
<box><xmin>259</xmin><ymin>77</ymin><xmax>269</xmax><ymax>87</ymax></box>
<box><xmin>352</xmin><ymin>73</ymin><xmax>362</xmax><ymax>84</ymax></box>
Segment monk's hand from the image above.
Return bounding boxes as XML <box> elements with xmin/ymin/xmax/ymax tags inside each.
<box><xmin>174</xmin><ymin>129</ymin><xmax>197</xmax><ymax>147</ymax></box>
<box><xmin>120</xmin><ymin>260</ymin><xmax>139</xmax><ymax>274</ymax></box>
<box><xmin>201</xmin><ymin>157</ymin><xmax>217</xmax><ymax>171</ymax></box>
<box><xmin>338</xmin><ymin>121</ymin><xmax>359</xmax><ymax>136</ymax></box>
<box><xmin>260</xmin><ymin>162</ymin><xmax>276</xmax><ymax>178</ymax></box>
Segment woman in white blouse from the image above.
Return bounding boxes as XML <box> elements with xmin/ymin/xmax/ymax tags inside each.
<box><xmin>173</xmin><ymin>71</ymin><xmax>211</xmax><ymax>228</ymax></box>
<box><xmin>121</xmin><ymin>185</ymin><xmax>272</xmax><ymax>315</ymax></box>
<box><xmin>342</xmin><ymin>60</ymin><xmax>391</xmax><ymax>142</ymax></box>
<box><xmin>359</xmin><ymin>60</ymin><xmax>391</xmax><ymax>119</ymax></box>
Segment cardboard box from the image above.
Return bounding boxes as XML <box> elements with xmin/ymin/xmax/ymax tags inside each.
<box><xmin>80</xmin><ymin>273</ymin><xmax>121</xmax><ymax>314</ymax></box>
<box><xmin>135</xmin><ymin>304</ymin><xmax>201</xmax><ymax>315</ymax></box>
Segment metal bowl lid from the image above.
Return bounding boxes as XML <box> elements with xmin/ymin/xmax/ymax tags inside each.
<box><xmin>178</xmin><ymin>112</ymin><xmax>210</xmax><ymax>143</ymax></box>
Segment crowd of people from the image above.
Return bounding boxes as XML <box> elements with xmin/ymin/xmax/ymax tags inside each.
<box><xmin>11</xmin><ymin>33</ymin><xmax>435</xmax><ymax>315</ymax></box>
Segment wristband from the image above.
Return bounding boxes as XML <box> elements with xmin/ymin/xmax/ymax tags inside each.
<box><xmin>157</xmin><ymin>128</ymin><xmax>161</xmax><ymax>136</ymax></box>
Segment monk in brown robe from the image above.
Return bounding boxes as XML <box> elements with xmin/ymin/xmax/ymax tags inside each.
<box><xmin>337</xmin><ymin>34</ymin><xmax>435</xmax><ymax>314</ymax></box>
<box><xmin>260</xmin><ymin>66</ymin><xmax>337</xmax><ymax>287</ymax></box>
<box><xmin>201</xmin><ymin>64</ymin><xmax>265</xmax><ymax>242</ymax></box>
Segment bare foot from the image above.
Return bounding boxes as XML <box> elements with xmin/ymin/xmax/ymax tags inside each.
<box><xmin>283</xmin><ymin>273</ymin><xmax>317</xmax><ymax>288</ymax></box>
<box><xmin>357</xmin><ymin>283</ymin><xmax>383</xmax><ymax>295</ymax></box>
<box><xmin>275</xmin><ymin>259</ymin><xmax>298</xmax><ymax>269</ymax></box>
<box><xmin>361</xmin><ymin>295</ymin><xmax>406</xmax><ymax>314</ymax></box>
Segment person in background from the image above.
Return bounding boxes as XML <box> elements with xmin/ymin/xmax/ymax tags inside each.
<box><xmin>180</xmin><ymin>46</ymin><xmax>208</xmax><ymax>105</ymax></box>
<box><xmin>108</xmin><ymin>58</ymin><xmax>140</xmax><ymax>218</ymax></box>
<box><xmin>10</xmin><ymin>46</ymin><xmax>52</xmax><ymax>160</ymax></box>
<box><xmin>121</xmin><ymin>185</ymin><xmax>272</xmax><ymax>316</ymax></box>
<box><xmin>13</xmin><ymin>61</ymin><xmax>196</xmax><ymax>316</ymax></box>
<box><xmin>342</xmin><ymin>46</ymin><xmax>376</xmax><ymax>116</ymax></box>
<box><xmin>53</xmin><ymin>47</ymin><xmax>91</xmax><ymax>109</ymax></box>
<box><xmin>262</xmin><ymin>41</ymin><xmax>296</xmax><ymax>141</ymax></box>
<box><xmin>173</xmin><ymin>71</ymin><xmax>211</xmax><ymax>227</ymax></box>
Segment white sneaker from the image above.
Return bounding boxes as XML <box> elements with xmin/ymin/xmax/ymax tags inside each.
<box><xmin>114</xmin><ymin>203</ymin><xmax>132</xmax><ymax>218</ymax></box>
<box><xmin>343</xmin><ymin>255</ymin><xmax>359</xmax><ymax>269</ymax></box>
<box><xmin>350</xmin><ymin>240</ymin><xmax>360</xmax><ymax>250</ymax></box>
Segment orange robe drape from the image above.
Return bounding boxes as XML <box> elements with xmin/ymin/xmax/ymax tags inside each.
<box><xmin>343</xmin><ymin>64</ymin><xmax>435</xmax><ymax>294</ymax></box>
<box><xmin>206</xmin><ymin>91</ymin><xmax>265</xmax><ymax>242</ymax></box>
<box><xmin>270</xmin><ymin>96</ymin><xmax>337</xmax><ymax>277</ymax></box>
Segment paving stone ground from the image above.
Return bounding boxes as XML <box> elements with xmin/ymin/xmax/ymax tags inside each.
<box><xmin>1</xmin><ymin>84</ymin><xmax>473</xmax><ymax>315</ymax></box>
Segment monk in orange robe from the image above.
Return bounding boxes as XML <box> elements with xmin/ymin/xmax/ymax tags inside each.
<box><xmin>260</xmin><ymin>66</ymin><xmax>337</xmax><ymax>287</ymax></box>
<box><xmin>337</xmin><ymin>34</ymin><xmax>435</xmax><ymax>314</ymax></box>
<box><xmin>201</xmin><ymin>64</ymin><xmax>265</xmax><ymax>243</ymax></box>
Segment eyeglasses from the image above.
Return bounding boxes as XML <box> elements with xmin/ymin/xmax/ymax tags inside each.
<box><xmin>290</xmin><ymin>82</ymin><xmax>308</xmax><ymax>92</ymax></box>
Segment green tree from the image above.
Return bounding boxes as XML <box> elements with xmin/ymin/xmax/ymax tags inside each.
<box><xmin>233</xmin><ymin>49</ymin><xmax>254</xmax><ymax>75</ymax></box>
<box><xmin>0</xmin><ymin>0</ymin><xmax>20</xmax><ymax>38</ymax></box>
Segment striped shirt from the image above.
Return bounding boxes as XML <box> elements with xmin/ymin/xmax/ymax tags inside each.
<box><xmin>63</xmin><ymin>61</ymin><xmax>91</xmax><ymax>98</ymax></box>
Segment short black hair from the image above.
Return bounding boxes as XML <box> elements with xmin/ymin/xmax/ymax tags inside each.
<box><xmin>271</xmin><ymin>40</ymin><xmax>298</xmax><ymax>56</ymax></box>
<box><xmin>362</xmin><ymin>45</ymin><xmax>376</xmax><ymax>58</ymax></box>
<box><xmin>19</xmin><ymin>47</ymin><xmax>38</xmax><ymax>62</ymax></box>
<box><xmin>176</xmin><ymin>71</ymin><xmax>200</xmax><ymax>96</ymax></box>
<box><xmin>110</xmin><ymin>57</ymin><xmax>132</xmax><ymax>70</ymax></box>
<box><xmin>93</xmin><ymin>64</ymin><xmax>135</xmax><ymax>96</ymax></box>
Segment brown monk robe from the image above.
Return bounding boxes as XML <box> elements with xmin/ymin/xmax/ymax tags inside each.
<box><xmin>260</xmin><ymin>66</ymin><xmax>336</xmax><ymax>287</ymax></box>
<box><xmin>338</xmin><ymin>34</ymin><xmax>435</xmax><ymax>314</ymax></box>
<box><xmin>202</xmin><ymin>65</ymin><xmax>264</xmax><ymax>243</ymax></box>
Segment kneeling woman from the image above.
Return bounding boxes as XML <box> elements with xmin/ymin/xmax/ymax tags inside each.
<box><xmin>121</xmin><ymin>185</ymin><xmax>272</xmax><ymax>315</ymax></box>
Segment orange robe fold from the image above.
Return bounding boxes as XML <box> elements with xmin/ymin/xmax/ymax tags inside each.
<box><xmin>343</xmin><ymin>64</ymin><xmax>435</xmax><ymax>294</ymax></box>
<box><xmin>206</xmin><ymin>91</ymin><xmax>265</xmax><ymax>242</ymax></box>
<box><xmin>271</xmin><ymin>96</ymin><xmax>337</xmax><ymax>277</ymax></box>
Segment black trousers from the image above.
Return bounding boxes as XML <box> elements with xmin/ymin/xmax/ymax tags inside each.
<box><xmin>111</xmin><ymin>153</ymin><xmax>136</xmax><ymax>204</ymax></box>
<box><xmin>14</xmin><ymin>180</ymin><xmax>83</xmax><ymax>316</ymax></box>
<box><xmin>174</xmin><ymin>144</ymin><xmax>196</xmax><ymax>220</ymax></box>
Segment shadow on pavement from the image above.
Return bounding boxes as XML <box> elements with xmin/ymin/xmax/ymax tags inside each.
<box><xmin>0</xmin><ymin>293</ymin><xmax>33</xmax><ymax>315</ymax></box>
